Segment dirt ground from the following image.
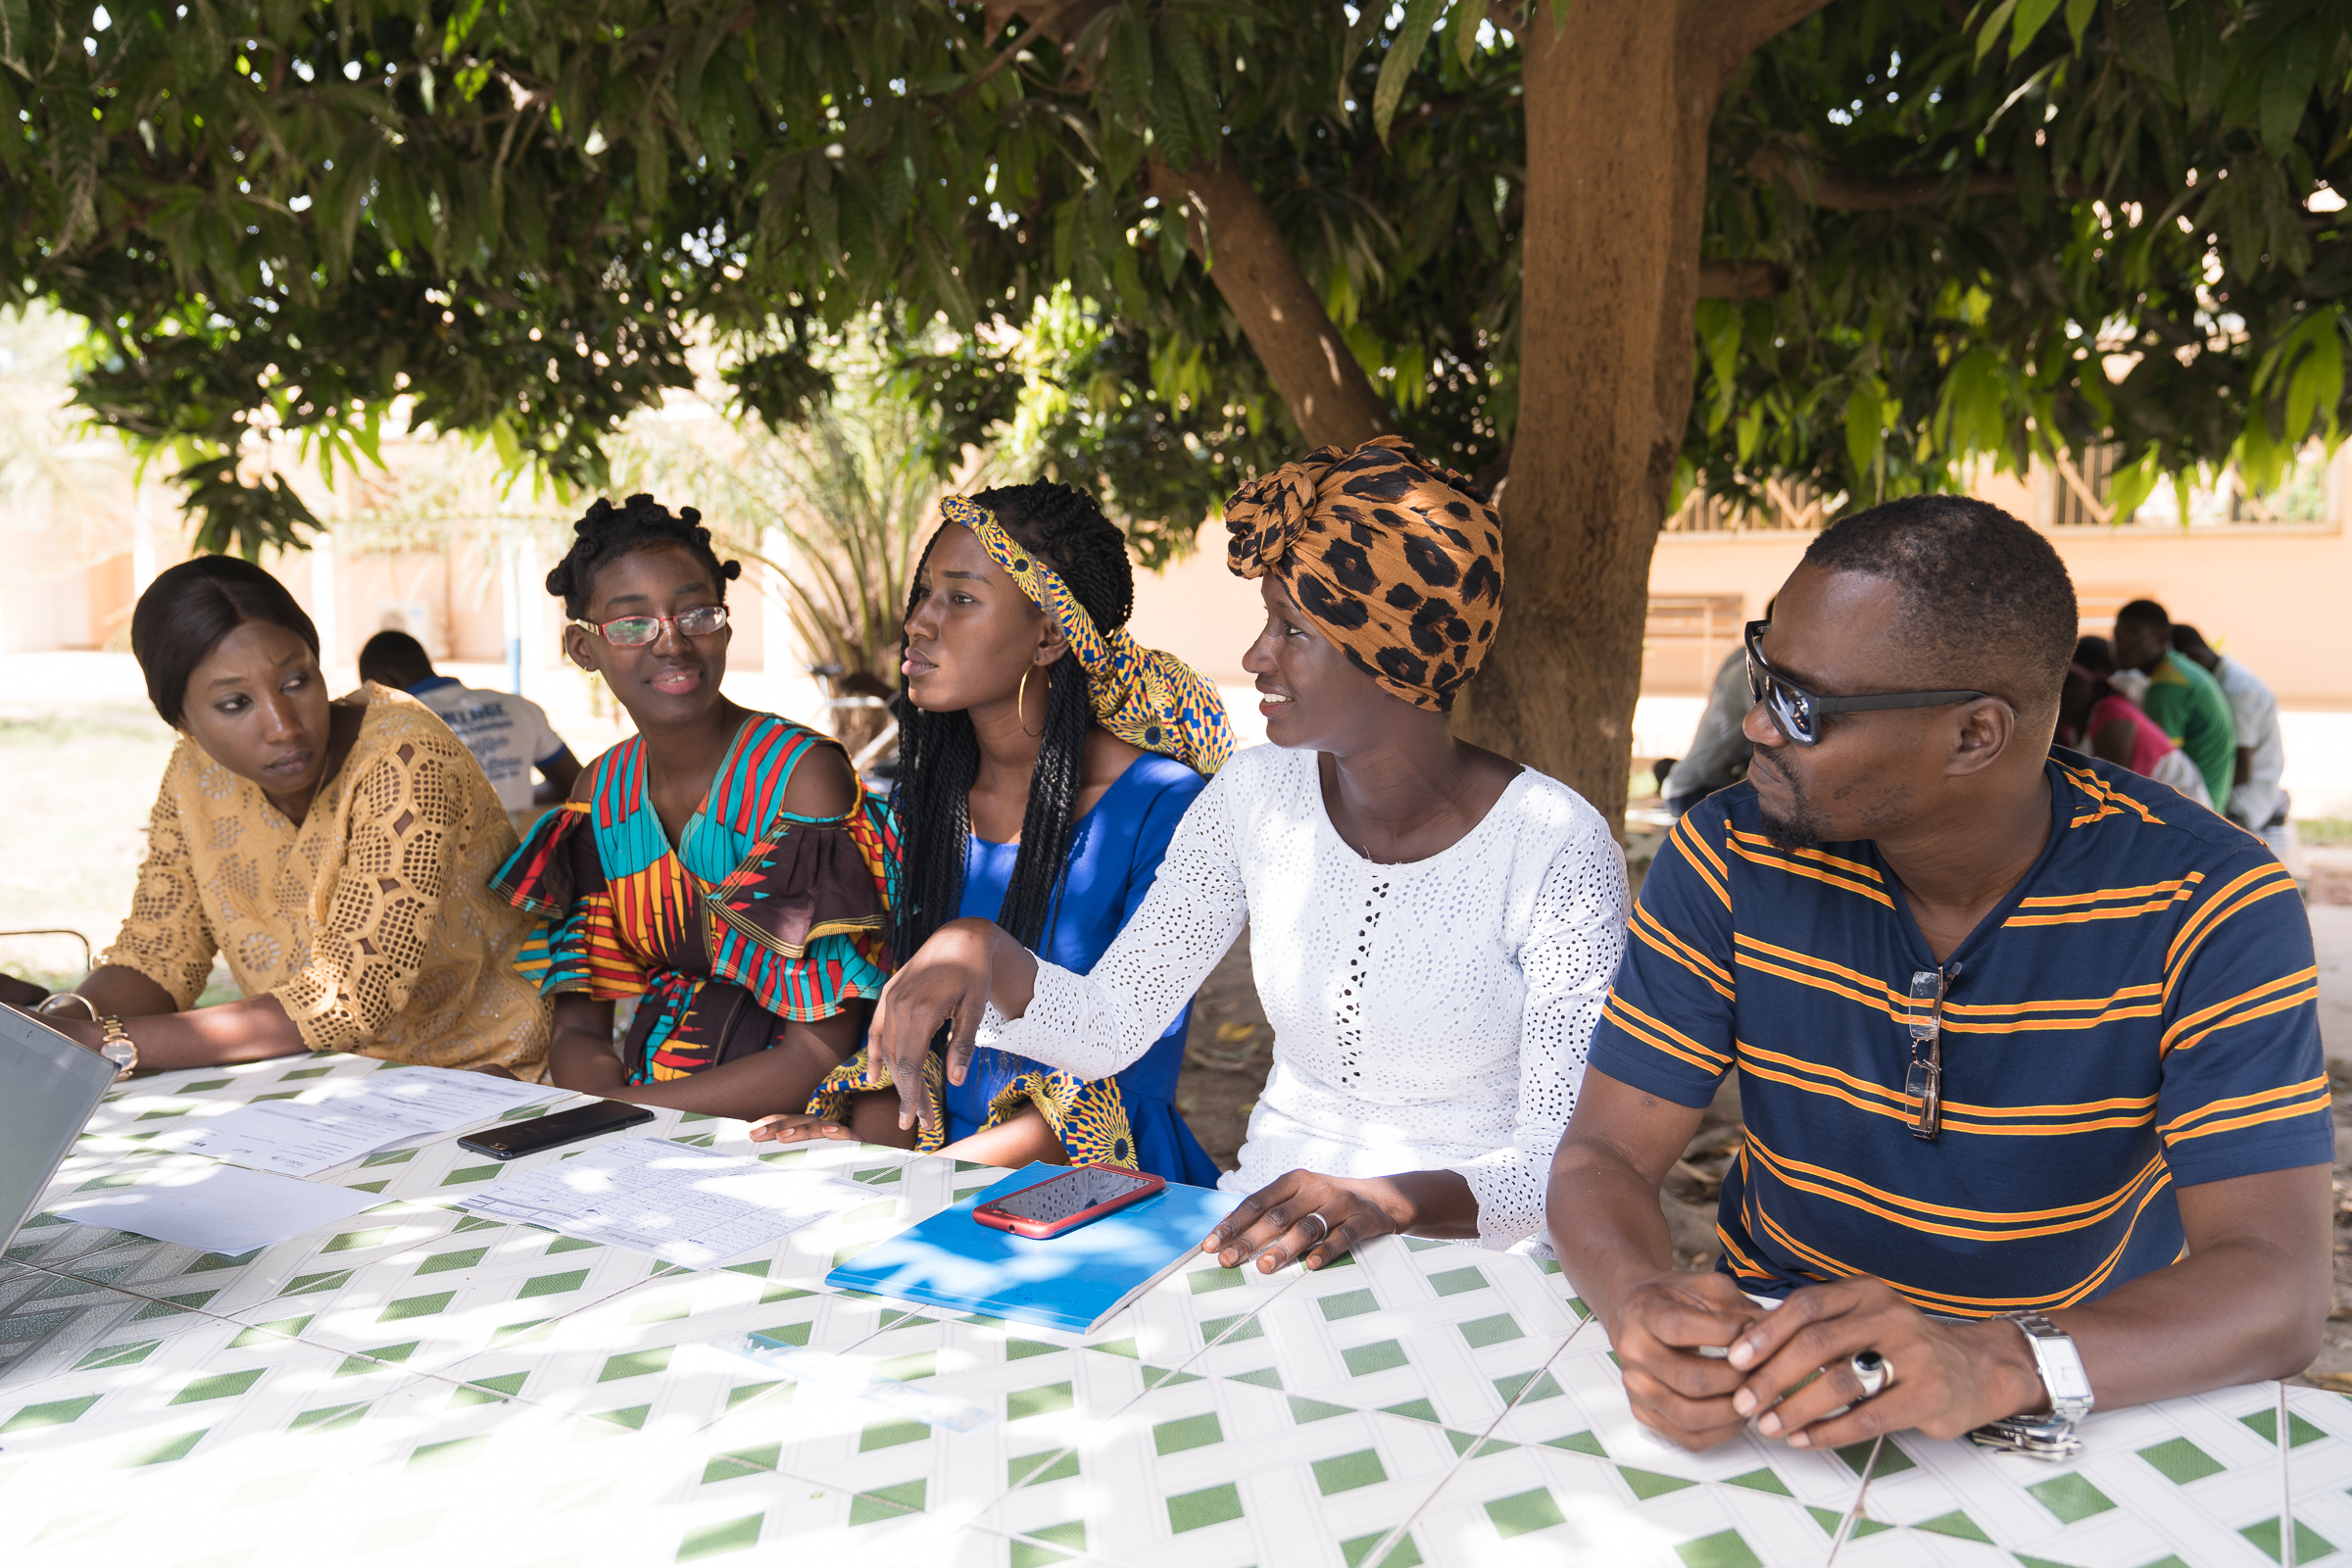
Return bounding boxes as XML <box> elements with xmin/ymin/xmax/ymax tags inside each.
<box><xmin>1170</xmin><ymin>925</ymin><xmax>1276</xmax><ymax>1170</ymax></box>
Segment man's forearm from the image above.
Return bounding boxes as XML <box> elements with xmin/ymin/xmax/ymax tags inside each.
<box><xmin>1551</xmin><ymin>1141</ymin><xmax>1689</xmax><ymax>1334</ymax></box>
<box><xmin>2046</xmin><ymin>1166</ymin><xmax>2328</xmax><ymax>1411</ymax></box>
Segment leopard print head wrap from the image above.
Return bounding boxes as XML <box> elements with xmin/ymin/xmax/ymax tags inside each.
<box><xmin>1223</xmin><ymin>435</ymin><xmax>1504</xmax><ymax>712</ymax></box>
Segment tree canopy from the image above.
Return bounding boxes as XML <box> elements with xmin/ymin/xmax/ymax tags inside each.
<box><xmin>6</xmin><ymin>0</ymin><xmax>2349</xmax><ymax>806</ymax></box>
<box><xmin>7</xmin><ymin>1</ymin><xmax>2345</xmax><ymax>549</ymax></box>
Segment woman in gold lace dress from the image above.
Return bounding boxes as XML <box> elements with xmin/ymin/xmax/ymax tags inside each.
<box><xmin>22</xmin><ymin>557</ymin><xmax>550</xmax><ymax>1079</ymax></box>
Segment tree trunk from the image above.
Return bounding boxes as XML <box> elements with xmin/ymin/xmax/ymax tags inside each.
<box><xmin>1149</xmin><ymin>157</ymin><xmax>1396</xmax><ymax>452</ymax></box>
<box><xmin>1453</xmin><ymin>2</ymin><xmax>1829</xmax><ymax>825</ymax></box>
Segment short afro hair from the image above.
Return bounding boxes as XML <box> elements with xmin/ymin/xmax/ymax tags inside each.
<box><xmin>545</xmin><ymin>493</ymin><xmax>742</xmax><ymax>618</ymax></box>
<box><xmin>2113</xmin><ymin>598</ymin><xmax>2171</xmax><ymax>634</ymax></box>
<box><xmin>357</xmin><ymin>629</ymin><xmax>434</xmax><ymax>689</ymax></box>
<box><xmin>1800</xmin><ymin>495</ymin><xmax>2078</xmax><ymax>717</ymax></box>
<box><xmin>130</xmin><ymin>557</ymin><xmax>319</xmax><ymax>729</ymax></box>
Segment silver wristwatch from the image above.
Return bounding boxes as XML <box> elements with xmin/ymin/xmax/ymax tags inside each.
<box><xmin>1968</xmin><ymin>1311</ymin><xmax>2093</xmax><ymax>1460</ymax></box>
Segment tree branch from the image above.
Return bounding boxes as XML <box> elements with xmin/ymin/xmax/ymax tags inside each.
<box><xmin>950</xmin><ymin>14</ymin><xmax>1050</xmax><ymax>106</ymax></box>
<box><xmin>1146</xmin><ymin>155</ymin><xmax>1395</xmax><ymax>450</ymax></box>
<box><xmin>1746</xmin><ymin>146</ymin><xmax>2085</xmax><ymax>211</ymax></box>
<box><xmin>1697</xmin><ymin>259</ymin><xmax>1785</xmax><ymax>298</ymax></box>
<box><xmin>1690</xmin><ymin>0</ymin><xmax>1838</xmax><ymax>79</ymax></box>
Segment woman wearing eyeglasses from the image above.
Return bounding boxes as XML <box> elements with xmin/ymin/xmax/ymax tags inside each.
<box><xmin>492</xmin><ymin>495</ymin><xmax>896</xmax><ymax>1118</ymax></box>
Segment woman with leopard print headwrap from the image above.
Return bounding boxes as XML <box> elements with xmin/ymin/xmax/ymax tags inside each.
<box><xmin>869</xmin><ymin>436</ymin><xmax>1631</xmax><ymax>1270</ymax></box>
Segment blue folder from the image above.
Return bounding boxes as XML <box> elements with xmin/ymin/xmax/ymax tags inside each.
<box><xmin>824</xmin><ymin>1163</ymin><xmax>1246</xmax><ymax>1335</ymax></box>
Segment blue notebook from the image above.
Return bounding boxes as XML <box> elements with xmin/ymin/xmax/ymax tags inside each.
<box><xmin>825</xmin><ymin>1163</ymin><xmax>1246</xmax><ymax>1335</ymax></box>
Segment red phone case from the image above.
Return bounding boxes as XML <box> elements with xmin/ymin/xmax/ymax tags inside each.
<box><xmin>972</xmin><ymin>1164</ymin><xmax>1168</xmax><ymax>1240</ymax></box>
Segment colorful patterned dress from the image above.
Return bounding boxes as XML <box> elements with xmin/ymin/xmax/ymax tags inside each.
<box><xmin>810</xmin><ymin>755</ymin><xmax>1222</xmax><ymax>1184</ymax></box>
<box><xmin>492</xmin><ymin>715</ymin><xmax>895</xmax><ymax>1084</ymax></box>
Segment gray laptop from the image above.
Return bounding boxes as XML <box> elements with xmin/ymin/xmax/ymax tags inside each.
<box><xmin>0</xmin><ymin>1006</ymin><xmax>120</xmax><ymax>1254</ymax></box>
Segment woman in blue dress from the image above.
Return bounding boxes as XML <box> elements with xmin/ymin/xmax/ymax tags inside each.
<box><xmin>751</xmin><ymin>483</ymin><xmax>1232</xmax><ymax>1182</ymax></box>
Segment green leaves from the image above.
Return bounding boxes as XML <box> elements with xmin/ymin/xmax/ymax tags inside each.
<box><xmin>1373</xmin><ymin>0</ymin><xmax>1448</xmax><ymax>142</ymax></box>
<box><xmin>1108</xmin><ymin>9</ymin><xmax>1153</xmax><ymax>130</ymax></box>
<box><xmin>1842</xmin><ymin>376</ymin><xmax>1890</xmax><ymax>500</ymax></box>
<box><xmin>0</xmin><ymin>0</ymin><xmax>28</xmax><ymax>74</ymax></box>
<box><xmin>11</xmin><ymin>0</ymin><xmax>2347</xmax><ymax>559</ymax></box>
<box><xmin>2258</xmin><ymin>16</ymin><xmax>2325</xmax><ymax>158</ymax></box>
<box><xmin>2104</xmin><ymin>447</ymin><xmax>2165</xmax><ymax>528</ymax></box>
<box><xmin>1155</xmin><ymin>12</ymin><xmax>1219</xmax><ymax>174</ymax></box>
<box><xmin>2251</xmin><ymin>308</ymin><xmax>2350</xmax><ymax>459</ymax></box>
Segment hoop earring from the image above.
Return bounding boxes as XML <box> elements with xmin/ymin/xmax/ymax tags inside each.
<box><xmin>1017</xmin><ymin>664</ymin><xmax>1045</xmax><ymax>739</ymax></box>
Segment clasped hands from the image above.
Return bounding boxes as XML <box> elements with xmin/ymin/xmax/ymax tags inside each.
<box><xmin>1614</xmin><ymin>1270</ymin><xmax>2046</xmax><ymax>1452</ymax></box>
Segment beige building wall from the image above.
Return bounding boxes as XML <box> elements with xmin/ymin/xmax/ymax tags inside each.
<box><xmin>1124</xmin><ymin>543</ymin><xmax>1266</xmax><ymax>684</ymax></box>
<box><xmin>1643</xmin><ymin>502</ymin><xmax>2352</xmax><ymax>710</ymax></box>
<box><xmin>1129</xmin><ymin>456</ymin><xmax>2352</xmax><ymax>712</ymax></box>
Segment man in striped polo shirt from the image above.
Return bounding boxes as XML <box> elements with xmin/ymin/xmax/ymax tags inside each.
<box><xmin>1552</xmin><ymin>496</ymin><xmax>2328</xmax><ymax>1456</ymax></box>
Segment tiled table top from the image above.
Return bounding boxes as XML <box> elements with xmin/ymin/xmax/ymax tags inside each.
<box><xmin>0</xmin><ymin>1053</ymin><xmax>2333</xmax><ymax>1566</ymax></box>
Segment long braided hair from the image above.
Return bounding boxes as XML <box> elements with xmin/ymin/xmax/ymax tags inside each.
<box><xmin>890</xmin><ymin>484</ymin><xmax>1136</xmax><ymax>980</ymax></box>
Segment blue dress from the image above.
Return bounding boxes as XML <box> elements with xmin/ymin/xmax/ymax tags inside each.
<box><xmin>945</xmin><ymin>755</ymin><xmax>1222</xmax><ymax>1186</ymax></box>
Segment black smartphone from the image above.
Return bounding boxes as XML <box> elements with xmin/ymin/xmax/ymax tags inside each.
<box><xmin>456</xmin><ymin>1099</ymin><xmax>654</xmax><ymax>1160</ymax></box>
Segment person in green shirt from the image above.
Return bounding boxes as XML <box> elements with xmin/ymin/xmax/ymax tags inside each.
<box><xmin>2112</xmin><ymin>599</ymin><xmax>2235</xmax><ymax>808</ymax></box>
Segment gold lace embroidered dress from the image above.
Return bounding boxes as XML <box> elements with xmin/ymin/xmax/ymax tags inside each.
<box><xmin>102</xmin><ymin>685</ymin><xmax>552</xmax><ymax>1072</ymax></box>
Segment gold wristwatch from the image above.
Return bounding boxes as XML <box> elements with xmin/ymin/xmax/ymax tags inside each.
<box><xmin>96</xmin><ymin>1015</ymin><xmax>138</xmax><ymax>1081</ymax></box>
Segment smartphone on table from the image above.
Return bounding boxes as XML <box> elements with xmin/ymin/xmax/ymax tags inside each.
<box><xmin>972</xmin><ymin>1164</ymin><xmax>1166</xmax><ymax>1240</ymax></box>
<box><xmin>456</xmin><ymin>1099</ymin><xmax>654</xmax><ymax>1160</ymax></box>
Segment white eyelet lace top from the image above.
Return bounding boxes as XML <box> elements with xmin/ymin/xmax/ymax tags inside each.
<box><xmin>976</xmin><ymin>743</ymin><xmax>1630</xmax><ymax>1250</ymax></box>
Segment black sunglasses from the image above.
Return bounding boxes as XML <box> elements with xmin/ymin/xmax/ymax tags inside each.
<box><xmin>1742</xmin><ymin>620</ymin><xmax>1991</xmax><ymax>748</ymax></box>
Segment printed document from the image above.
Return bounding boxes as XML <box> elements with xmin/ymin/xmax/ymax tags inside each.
<box><xmin>160</xmin><ymin>1066</ymin><xmax>570</xmax><ymax>1177</ymax></box>
<box><xmin>44</xmin><ymin>1159</ymin><xmax>381</xmax><ymax>1255</ymax></box>
<box><xmin>455</xmin><ymin>1138</ymin><xmax>878</xmax><ymax>1267</ymax></box>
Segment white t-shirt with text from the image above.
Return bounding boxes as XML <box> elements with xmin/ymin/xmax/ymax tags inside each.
<box><xmin>408</xmin><ymin>678</ymin><xmax>567</xmax><ymax>813</ymax></box>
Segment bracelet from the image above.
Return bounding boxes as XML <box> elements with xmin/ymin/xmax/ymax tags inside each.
<box><xmin>32</xmin><ymin>992</ymin><xmax>99</xmax><ymax>1022</ymax></box>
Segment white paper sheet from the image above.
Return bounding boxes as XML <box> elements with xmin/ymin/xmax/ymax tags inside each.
<box><xmin>159</xmin><ymin>1065</ymin><xmax>571</xmax><ymax>1177</ymax></box>
<box><xmin>42</xmin><ymin>1161</ymin><xmax>382</xmax><ymax>1255</ymax></box>
<box><xmin>455</xmin><ymin>1137</ymin><xmax>877</xmax><ymax>1267</ymax></box>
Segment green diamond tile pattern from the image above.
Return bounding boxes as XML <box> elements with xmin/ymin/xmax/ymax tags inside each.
<box><xmin>12</xmin><ymin>1058</ymin><xmax>2352</xmax><ymax>1567</ymax></box>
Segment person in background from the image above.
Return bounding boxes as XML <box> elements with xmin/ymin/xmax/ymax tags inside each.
<box><xmin>2073</xmin><ymin>634</ymin><xmax>2115</xmax><ymax>677</ymax></box>
<box><xmin>358</xmin><ymin>629</ymin><xmax>582</xmax><ymax>817</ymax></box>
<box><xmin>493</xmin><ymin>495</ymin><xmax>896</xmax><ymax>1119</ymax></box>
<box><xmin>15</xmin><ymin>557</ymin><xmax>549</xmax><ymax>1076</ymax></box>
<box><xmin>1659</xmin><ymin>644</ymin><xmax>1753</xmax><ymax>817</ymax></box>
<box><xmin>2111</xmin><ymin>599</ymin><xmax>2235</xmax><ymax>808</ymax></box>
<box><xmin>2056</xmin><ymin>663</ymin><xmax>2214</xmax><ymax>809</ymax></box>
<box><xmin>868</xmin><ymin>437</ymin><xmax>1629</xmax><ymax>1267</ymax></box>
<box><xmin>2169</xmin><ymin>625</ymin><xmax>2286</xmax><ymax>831</ymax></box>
<box><xmin>753</xmin><ymin>485</ymin><xmax>1231</xmax><ymax>1182</ymax></box>
<box><xmin>1553</xmin><ymin>496</ymin><xmax>2326</xmax><ymax>1456</ymax></box>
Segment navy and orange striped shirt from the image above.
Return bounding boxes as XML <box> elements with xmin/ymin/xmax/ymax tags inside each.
<box><xmin>1587</xmin><ymin>750</ymin><xmax>2327</xmax><ymax>1317</ymax></box>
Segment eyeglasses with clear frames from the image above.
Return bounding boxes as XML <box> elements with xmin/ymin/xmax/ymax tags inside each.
<box><xmin>1903</xmin><ymin>965</ymin><xmax>1957</xmax><ymax>1140</ymax></box>
<box><xmin>575</xmin><ymin>605</ymin><xmax>729</xmax><ymax>648</ymax></box>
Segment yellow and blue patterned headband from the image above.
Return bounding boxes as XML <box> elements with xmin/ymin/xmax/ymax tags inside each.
<box><xmin>941</xmin><ymin>495</ymin><xmax>1233</xmax><ymax>775</ymax></box>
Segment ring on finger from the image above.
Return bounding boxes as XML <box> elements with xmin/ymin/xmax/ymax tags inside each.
<box><xmin>1298</xmin><ymin>1212</ymin><xmax>1330</xmax><ymax>1247</ymax></box>
<box><xmin>1848</xmin><ymin>1348</ymin><xmax>1890</xmax><ymax>1400</ymax></box>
